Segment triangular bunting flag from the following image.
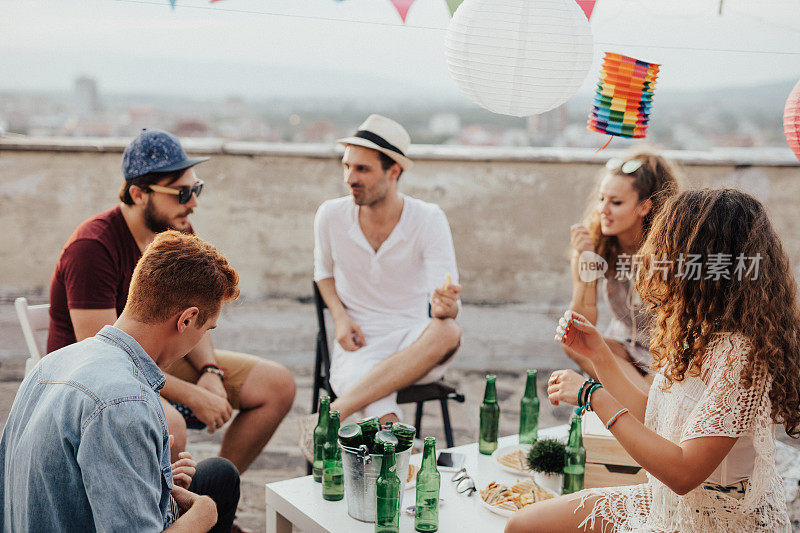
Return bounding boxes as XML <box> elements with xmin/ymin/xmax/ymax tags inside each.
<box><xmin>389</xmin><ymin>0</ymin><xmax>415</xmax><ymax>23</ymax></box>
<box><xmin>169</xmin><ymin>0</ymin><xmax>176</xmax><ymax>8</ymax></box>
<box><xmin>446</xmin><ymin>0</ymin><xmax>464</xmax><ymax>16</ymax></box>
<box><xmin>576</xmin><ymin>0</ymin><xmax>596</xmax><ymax>20</ymax></box>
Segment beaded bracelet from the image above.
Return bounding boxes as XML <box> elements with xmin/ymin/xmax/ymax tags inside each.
<box><xmin>605</xmin><ymin>407</ymin><xmax>629</xmax><ymax>430</ymax></box>
<box><xmin>582</xmin><ymin>379</ymin><xmax>599</xmax><ymax>406</ymax></box>
<box><xmin>200</xmin><ymin>363</ymin><xmax>225</xmax><ymax>381</ymax></box>
<box><xmin>576</xmin><ymin>380</ymin><xmax>589</xmax><ymax>408</ymax></box>
<box><xmin>576</xmin><ymin>379</ymin><xmax>596</xmax><ymax>408</ymax></box>
<box><xmin>585</xmin><ymin>383</ymin><xmax>604</xmax><ymax>412</ymax></box>
<box><xmin>580</xmin><ymin>381</ymin><xmax>592</xmax><ymax>406</ymax></box>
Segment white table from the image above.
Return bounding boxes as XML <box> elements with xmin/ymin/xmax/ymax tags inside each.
<box><xmin>265</xmin><ymin>426</ymin><xmax>569</xmax><ymax>533</ymax></box>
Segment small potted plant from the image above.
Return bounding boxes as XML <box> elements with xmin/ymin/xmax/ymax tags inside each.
<box><xmin>526</xmin><ymin>438</ymin><xmax>565</xmax><ymax>495</ymax></box>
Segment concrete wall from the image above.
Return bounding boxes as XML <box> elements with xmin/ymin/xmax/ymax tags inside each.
<box><xmin>1</xmin><ymin>138</ymin><xmax>798</xmax><ymax>304</ymax></box>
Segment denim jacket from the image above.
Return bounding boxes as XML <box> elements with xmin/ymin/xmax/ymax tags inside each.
<box><xmin>1</xmin><ymin>326</ymin><xmax>175</xmax><ymax>532</ymax></box>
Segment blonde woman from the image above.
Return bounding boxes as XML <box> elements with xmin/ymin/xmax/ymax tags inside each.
<box><xmin>566</xmin><ymin>150</ymin><xmax>680</xmax><ymax>393</ymax></box>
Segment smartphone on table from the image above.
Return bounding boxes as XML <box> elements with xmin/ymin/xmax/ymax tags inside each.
<box><xmin>436</xmin><ymin>451</ymin><xmax>466</xmax><ymax>472</ymax></box>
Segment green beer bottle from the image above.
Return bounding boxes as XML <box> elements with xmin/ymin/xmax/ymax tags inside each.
<box><xmin>338</xmin><ymin>423</ymin><xmax>364</xmax><ymax>449</ymax></box>
<box><xmin>562</xmin><ymin>414</ymin><xmax>586</xmax><ymax>495</ymax></box>
<box><xmin>322</xmin><ymin>410</ymin><xmax>344</xmax><ymax>501</ymax></box>
<box><xmin>357</xmin><ymin>416</ymin><xmax>381</xmax><ymax>453</ymax></box>
<box><xmin>374</xmin><ymin>430</ymin><xmax>399</xmax><ymax>455</ymax></box>
<box><xmin>519</xmin><ymin>369</ymin><xmax>540</xmax><ymax>444</ymax></box>
<box><xmin>414</xmin><ymin>437</ymin><xmax>440</xmax><ymax>532</ymax></box>
<box><xmin>479</xmin><ymin>375</ymin><xmax>500</xmax><ymax>455</ymax></box>
<box><xmin>312</xmin><ymin>396</ymin><xmax>330</xmax><ymax>482</ymax></box>
<box><xmin>375</xmin><ymin>442</ymin><xmax>401</xmax><ymax>533</ymax></box>
<box><xmin>391</xmin><ymin>423</ymin><xmax>416</xmax><ymax>453</ymax></box>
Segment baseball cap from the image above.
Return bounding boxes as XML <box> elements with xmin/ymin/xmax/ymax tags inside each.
<box><xmin>122</xmin><ymin>129</ymin><xmax>209</xmax><ymax>181</ymax></box>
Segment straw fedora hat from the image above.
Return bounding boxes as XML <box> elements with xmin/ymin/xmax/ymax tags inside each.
<box><xmin>337</xmin><ymin>114</ymin><xmax>413</xmax><ymax>170</ymax></box>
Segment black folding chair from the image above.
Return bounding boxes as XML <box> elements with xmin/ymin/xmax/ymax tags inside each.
<box><xmin>309</xmin><ymin>282</ymin><xmax>465</xmax><ymax>463</ymax></box>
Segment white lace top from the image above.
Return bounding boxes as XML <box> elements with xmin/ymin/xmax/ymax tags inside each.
<box><xmin>578</xmin><ymin>332</ymin><xmax>790</xmax><ymax>532</ymax></box>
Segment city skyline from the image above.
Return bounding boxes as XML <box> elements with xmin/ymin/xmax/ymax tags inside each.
<box><xmin>2</xmin><ymin>0</ymin><xmax>800</xmax><ymax>103</ymax></box>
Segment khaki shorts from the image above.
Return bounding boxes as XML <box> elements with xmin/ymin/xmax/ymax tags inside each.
<box><xmin>163</xmin><ymin>349</ymin><xmax>260</xmax><ymax>410</ymax></box>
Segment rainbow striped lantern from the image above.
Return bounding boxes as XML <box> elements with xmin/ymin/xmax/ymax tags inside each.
<box><xmin>588</xmin><ymin>52</ymin><xmax>660</xmax><ymax>140</ymax></box>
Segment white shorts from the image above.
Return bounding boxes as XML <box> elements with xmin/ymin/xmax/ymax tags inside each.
<box><xmin>329</xmin><ymin>320</ymin><xmax>452</xmax><ymax>421</ymax></box>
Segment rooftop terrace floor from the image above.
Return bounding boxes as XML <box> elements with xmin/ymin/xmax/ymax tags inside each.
<box><xmin>2</xmin><ymin>300</ymin><xmax>799</xmax><ymax>531</ymax></box>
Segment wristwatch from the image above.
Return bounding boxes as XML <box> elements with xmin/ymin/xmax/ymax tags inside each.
<box><xmin>200</xmin><ymin>364</ymin><xmax>225</xmax><ymax>381</ymax></box>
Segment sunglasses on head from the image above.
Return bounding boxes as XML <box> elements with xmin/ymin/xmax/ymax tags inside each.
<box><xmin>148</xmin><ymin>180</ymin><xmax>204</xmax><ymax>204</ymax></box>
<box><xmin>606</xmin><ymin>158</ymin><xmax>643</xmax><ymax>174</ymax></box>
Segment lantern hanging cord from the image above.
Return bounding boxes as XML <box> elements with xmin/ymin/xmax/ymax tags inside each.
<box><xmin>592</xmin><ymin>41</ymin><xmax>800</xmax><ymax>56</ymax></box>
<box><xmin>114</xmin><ymin>0</ymin><xmax>800</xmax><ymax>54</ymax></box>
<box><xmin>116</xmin><ymin>0</ymin><xmax>447</xmax><ymax>30</ymax></box>
<box><xmin>595</xmin><ymin>136</ymin><xmax>614</xmax><ymax>152</ymax></box>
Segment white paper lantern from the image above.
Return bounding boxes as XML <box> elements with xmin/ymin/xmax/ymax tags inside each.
<box><xmin>445</xmin><ymin>0</ymin><xmax>594</xmax><ymax>117</ymax></box>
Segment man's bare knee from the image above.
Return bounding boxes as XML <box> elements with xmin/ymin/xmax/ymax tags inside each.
<box><xmin>270</xmin><ymin>364</ymin><xmax>296</xmax><ymax>413</ymax></box>
<box><xmin>241</xmin><ymin>360</ymin><xmax>296</xmax><ymax>411</ymax></box>
<box><xmin>379</xmin><ymin>413</ymin><xmax>400</xmax><ymax>425</ymax></box>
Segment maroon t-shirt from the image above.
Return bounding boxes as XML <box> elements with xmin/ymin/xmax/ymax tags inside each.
<box><xmin>47</xmin><ymin>205</ymin><xmax>193</xmax><ymax>353</ymax></box>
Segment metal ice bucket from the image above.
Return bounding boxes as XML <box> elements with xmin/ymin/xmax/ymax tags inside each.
<box><xmin>340</xmin><ymin>443</ymin><xmax>411</xmax><ymax>522</ymax></box>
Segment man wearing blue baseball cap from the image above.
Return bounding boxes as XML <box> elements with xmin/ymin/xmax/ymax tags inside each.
<box><xmin>46</xmin><ymin>129</ymin><xmax>296</xmax><ymax>478</ymax></box>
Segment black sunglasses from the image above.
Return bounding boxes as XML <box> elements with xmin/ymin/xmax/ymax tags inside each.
<box><xmin>451</xmin><ymin>468</ymin><xmax>477</xmax><ymax>496</ymax></box>
<box><xmin>148</xmin><ymin>180</ymin><xmax>204</xmax><ymax>204</ymax></box>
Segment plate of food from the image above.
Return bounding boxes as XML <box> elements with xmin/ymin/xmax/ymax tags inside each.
<box><xmin>404</xmin><ymin>463</ymin><xmax>420</xmax><ymax>490</ymax></box>
<box><xmin>479</xmin><ymin>478</ymin><xmax>556</xmax><ymax>517</ymax></box>
<box><xmin>492</xmin><ymin>444</ymin><xmax>533</xmax><ymax>476</ymax></box>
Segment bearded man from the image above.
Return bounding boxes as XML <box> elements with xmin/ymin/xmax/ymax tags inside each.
<box><xmin>46</xmin><ymin>129</ymin><xmax>295</xmax><ymax>474</ymax></box>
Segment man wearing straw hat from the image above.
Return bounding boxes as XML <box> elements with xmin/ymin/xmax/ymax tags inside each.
<box><xmin>301</xmin><ymin>114</ymin><xmax>462</xmax><ymax>458</ymax></box>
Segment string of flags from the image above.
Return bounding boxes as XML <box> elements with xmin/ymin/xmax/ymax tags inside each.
<box><xmin>168</xmin><ymin>0</ymin><xmax>429</xmax><ymax>21</ymax></box>
<box><xmin>165</xmin><ymin>0</ymin><xmax>624</xmax><ymax>149</ymax></box>
<box><xmin>168</xmin><ymin>0</ymin><xmax>596</xmax><ymax>23</ymax></box>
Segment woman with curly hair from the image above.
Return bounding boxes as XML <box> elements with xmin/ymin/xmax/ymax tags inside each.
<box><xmin>566</xmin><ymin>150</ymin><xmax>680</xmax><ymax>393</ymax></box>
<box><xmin>507</xmin><ymin>188</ymin><xmax>799</xmax><ymax>532</ymax></box>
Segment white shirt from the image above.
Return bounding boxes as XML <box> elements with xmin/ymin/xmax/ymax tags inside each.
<box><xmin>313</xmin><ymin>194</ymin><xmax>459</xmax><ymax>336</ymax></box>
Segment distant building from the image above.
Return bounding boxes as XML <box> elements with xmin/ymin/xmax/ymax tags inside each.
<box><xmin>126</xmin><ymin>105</ymin><xmax>161</xmax><ymax>129</ymax></box>
<box><xmin>73</xmin><ymin>76</ymin><xmax>101</xmax><ymax>117</ymax></box>
<box><xmin>527</xmin><ymin>106</ymin><xmax>567</xmax><ymax>145</ymax></box>
<box><xmin>458</xmin><ymin>125</ymin><xmax>496</xmax><ymax>145</ymax></box>
<box><xmin>219</xmin><ymin>97</ymin><xmax>250</xmax><ymax>119</ymax></box>
<box><xmin>429</xmin><ymin>113</ymin><xmax>461</xmax><ymax>136</ymax></box>
<box><xmin>173</xmin><ymin>119</ymin><xmax>210</xmax><ymax>137</ymax></box>
<box><xmin>302</xmin><ymin>120</ymin><xmax>338</xmax><ymax>142</ymax></box>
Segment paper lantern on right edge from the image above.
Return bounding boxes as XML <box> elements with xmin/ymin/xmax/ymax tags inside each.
<box><xmin>784</xmin><ymin>79</ymin><xmax>800</xmax><ymax>163</ymax></box>
<box><xmin>444</xmin><ymin>0</ymin><xmax>594</xmax><ymax>117</ymax></box>
<box><xmin>588</xmin><ymin>52</ymin><xmax>660</xmax><ymax>140</ymax></box>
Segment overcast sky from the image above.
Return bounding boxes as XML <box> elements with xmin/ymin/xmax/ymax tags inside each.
<box><xmin>2</xmin><ymin>0</ymin><xmax>799</xmax><ymax>102</ymax></box>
